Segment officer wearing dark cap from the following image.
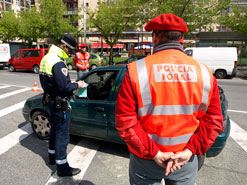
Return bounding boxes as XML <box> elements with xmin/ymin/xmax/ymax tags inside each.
<box><xmin>39</xmin><ymin>34</ymin><xmax>84</xmax><ymax>177</ymax></box>
<box><xmin>115</xmin><ymin>14</ymin><xmax>223</xmax><ymax>185</ymax></box>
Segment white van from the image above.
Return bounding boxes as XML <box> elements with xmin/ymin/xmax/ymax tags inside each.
<box><xmin>0</xmin><ymin>43</ymin><xmax>11</xmax><ymax>69</ymax></box>
<box><xmin>184</xmin><ymin>47</ymin><xmax>237</xmax><ymax>79</ymax></box>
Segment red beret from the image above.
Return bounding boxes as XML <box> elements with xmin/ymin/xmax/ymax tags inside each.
<box><xmin>144</xmin><ymin>13</ymin><xmax>188</xmax><ymax>33</ymax></box>
<box><xmin>79</xmin><ymin>43</ymin><xmax>87</xmax><ymax>48</ymax></box>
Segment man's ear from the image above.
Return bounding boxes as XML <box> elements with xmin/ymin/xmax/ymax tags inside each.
<box><xmin>153</xmin><ymin>33</ymin><xmax>159</xmax><ymax>46</ymax></box>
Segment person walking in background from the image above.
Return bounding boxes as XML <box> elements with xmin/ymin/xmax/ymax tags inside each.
<box><xmin>74</xmin><ymin>43</ymin><xmax>90</xmax><ymax>80</ymax></box>
<box><xmin>39</xmin><ymin>34</ymin><xmax>84</xmax><ymax>177</ymax></box>
<box><xmin>115</xmin><ymin>13</ymin><xmax>223</xmax><ymax>185</ymax></box>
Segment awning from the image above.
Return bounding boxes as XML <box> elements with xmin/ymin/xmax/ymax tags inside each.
<box><xmin>91</xmin><ymin>43</ymin><xmax>124</xmax><ymax>48</ymax></box>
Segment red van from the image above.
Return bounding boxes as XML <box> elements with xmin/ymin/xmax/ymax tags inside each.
<box><xmin>8</xmin><ymin>48</ymin><xmax>49</xmax><ymax>73</ymax></box>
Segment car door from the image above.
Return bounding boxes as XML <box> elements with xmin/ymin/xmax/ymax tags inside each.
<box><xmin>69</xmin><ymin>69</ymin><xmax>120</xmax><ymax>140</ymax></box>
<box><xmin>12</xmin><ymin>50</ymin><xmax>22</xmax><ymax>69</ymax></box>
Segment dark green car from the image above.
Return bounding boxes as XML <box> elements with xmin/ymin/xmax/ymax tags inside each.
<box><xmin>22</xmin><ymin>65</ymin><xmax>230</xmax><ymax>168</ymax></box>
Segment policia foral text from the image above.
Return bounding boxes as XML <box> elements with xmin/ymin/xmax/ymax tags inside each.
<box><xmin>39</xmin><ymin>34</ymin><xmax>84</xmax><ymax>177</ymax></box>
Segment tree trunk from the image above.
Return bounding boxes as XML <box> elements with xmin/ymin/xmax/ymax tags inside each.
<box><xmin>109</xmin><ymin>46</ymin><xmax>114</xmax><ymax>65</ymax></box>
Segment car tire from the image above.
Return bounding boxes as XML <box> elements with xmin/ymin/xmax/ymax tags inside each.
<box><xmin>33</xmin><ymin>65</ymin><xmax>40</xmax><ymax>74</ymax></box>
<box><xmin>215</xmin><ymin>69</ymin><xmax>227</xmax><ymax>79</ymax></box>
<box><xmin>67</xmin><ymin>64</ymin><xmax>73</xmax><ymax>70</ymax></box>
<box><xmin>91</xmin><ymin>64</ymin><xmax>97</xmax><ymax>69</ymax></box>
<box><xmin>8</xmin><ymin>64</ymin><xmax>16</xmax><ymax>72</ymax></box>
<box><xmin>31</xmin><ymin>111</ymin><xmax>51</xmax><ymax>140</ymax></box>
<box><xmin>197</xmin><ymin>155</ymin><xmax>205</xmax><ymax>171</ymax></box>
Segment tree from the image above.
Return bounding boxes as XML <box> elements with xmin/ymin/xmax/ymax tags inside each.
<box><xmin>38</xmin><ymin>0</ymin><xmax>79</xmax><ymax>43</ymax></box>
<box><xmin>0</xmin><ymin>10</ymin><xmax>19</xmax><ymax>42</ymax></box>
<box><xmin>219</xmin><ymin>3</ymin><xmax>247</xmax><ymax>35</ymax></box>
<box><xmin>134</xmin><ymin>0</ymin><xmax>231</xmax><ymax>33</ymax></box>
<box><xmin>18</xmin><ymin>7</ymin><xmax>46</xmax><ymax>48</ymax></box>
<box><xmin>87</xmin><ymin>0</ymin><xmax>141</xmax><ymax>65</ymax></box>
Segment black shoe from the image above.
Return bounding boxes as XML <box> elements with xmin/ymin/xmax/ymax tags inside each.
<box><xmin>49</xmin><ymin>154</ymin><xmax>56</xmax><ymax>165</ymax></box>
<box><xmin>57</xmin><ymin>167</ymin><xmax>81</xmax><ymax>177</ymax></box>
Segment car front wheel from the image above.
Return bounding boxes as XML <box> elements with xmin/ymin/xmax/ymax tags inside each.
<box><xmin>31</xmin><ymin>111</ymin><xmax>51</xmax><ymax>140</ymax></box>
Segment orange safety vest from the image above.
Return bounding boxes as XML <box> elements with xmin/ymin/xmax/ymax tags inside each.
<box><xmin>74</xmin><ymin>52</ymin><xmax>90</xmax><ymax>70</ymax></box>
<box><xmin>127</xmin><ymin>49</ymin><xmax>214</xmax><ymax>157</ymax></box>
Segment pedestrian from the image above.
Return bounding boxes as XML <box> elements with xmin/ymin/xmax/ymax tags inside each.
<box><xmin>115</xmin><ymin>13</ymin><xmax>223</xmax><ymax>185</ymax></box>
<box><xmin>39</xmin><ymin>34</ymin><xmax>84</xmax><ymax>177</ymax></box>
<box><xmin>74</xmin><ymin>43</ymin><xmax>90</xmax><ymax>80</ymax></box>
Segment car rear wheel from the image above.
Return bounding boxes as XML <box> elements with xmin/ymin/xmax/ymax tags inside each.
<box><xmin>91</xmin><ymin>64</ymin><xmax>97</xmax><ymax>69</ymax></box>
<box><xmin>31</xmin><ymin>111</ymin><xmax>51</xmax><ymax>140</ymax></box>
<box><xmin>215</xmin><ymin>69</ymin><xmax>227</xmax><ymax>79</ymax></box>
<box><xmin>8</xmin><ymin>64</ymin><xmax>16</xmax><ymax>72</ymax></box>
<box><xmin>33</xmin><ymin>65</ymin><xmax>40</xmax><ymax>74</ymax></box>
<box><xmin>67</xmin><ymin>64</ymin><xmax>73</xmax><ymax>70</ymax></box>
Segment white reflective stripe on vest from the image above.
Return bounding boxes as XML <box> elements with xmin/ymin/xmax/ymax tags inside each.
<box><xmin>198</xmin><ymin>63</ymin><xmax>211</xmax><ymax>113</ymax></box>
<box><xmin>149</xmin><ymin>133</ymin><xmax>193</xmax><ymax>146</ymax></box>
<box><xmin>139</xmin><ymin>104</ymin><xmax>200</xmax><ymax>116</ymax></box>
<box><xmin>136</xmin><ymin>58</ymin><xmax>211</xmax><ymax>117</ymax></box>
<box><xmin>56</xmin><ymin>159</ymin><xmax>67</xmax><ymax>165</ymax></box>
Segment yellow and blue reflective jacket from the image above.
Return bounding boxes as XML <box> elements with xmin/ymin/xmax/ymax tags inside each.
<box><xmin>39</xmin><ymin>45</ymin><xmax>78</xmax><ymax>98</ymax></box>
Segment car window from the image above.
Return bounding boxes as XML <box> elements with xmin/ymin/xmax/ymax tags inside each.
<box><xmin>184</xmin><ymin>50</ymin><xmax>193</xmax><ymax>56</ymax></box>
<box><xmin>45</xmin><ymin>50</ymin><xmax>48</xmax><ymax>55</ymax></box>
<box><xmin>23</xmin><ymin>50</ymin><xmax>41</xmax><ymax>58</ymax></box>
<box><xmin>12</xmin><ymin>51</ymin><xmax>21</xmax><ymax>58</ymax></box>
<box><xmin>75</xmin><ymin>71</ymin><xmax>119</xmax><ymax>101</ymax></box>
<box><xmin>90</xmin><ymin>55</ymin><xmax>97</xmax><ymax>59</ymax></box>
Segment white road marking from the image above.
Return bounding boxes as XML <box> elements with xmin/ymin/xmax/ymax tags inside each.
<box><xmin>228</xmin><ymin>109</ymin><xmax>247</xmax><ymax>114</ymax></box>
<box><xmin>0</xmin><ymin>85</ymin><xmax>10</xmax><ymax>89</ymax></box>
<box><xmin>0</xmin><ymin>101</ymin><xmax>25</xmax><ymax>118</ymax></box>
<box><xmin>0</xmin><ymin>123</ymin><xmax>33</xmax><ymax>155</ymax></box>
<box><xmin>0</xmin><ymin>83</ymin><xmax>33</xmax><ymax>88</ymax></box>
<box><xmin>0</xmin><ymin>88</ymin><xmax>31</xmax><ymax>100</ymax></box>
<box><xmin>45</xmin><ymin>140</ymin><xmax>99</xmax><ymax>185</ymax></box>
<box><xmin>230</xmin><ymin>120</ymin><xmax>247</xmax><ymax>153</ymax></box>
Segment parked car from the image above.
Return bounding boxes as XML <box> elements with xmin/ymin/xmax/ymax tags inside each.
<box><xmin>116</xmin><ymin>55</ymin><xmax>145</xmax><ymax>64</ymax></box>
<box><xmin>66</xmin><ymin>53</ymin><xmax>107</xmax><ymax>70</ymax></box>
<box><xmin>22</xmin><ymin>65</ymin><xmax>230</xmax><ymax>169</ymax></box>
<box><xmin>8</xmin><ymin>48</ymin><xmax>49</xmax><ymax>73</ymax></box>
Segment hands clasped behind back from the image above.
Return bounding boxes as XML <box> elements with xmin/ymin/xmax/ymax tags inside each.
<box><xmin>153</xmin><ymin>148</ymin><xmax>193</xmax><ymax>176</ymax></box>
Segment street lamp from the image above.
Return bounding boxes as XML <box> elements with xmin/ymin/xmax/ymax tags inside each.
<box><xmin>83</xmin><ymin>0</ymin><xmax>86</xmax><ymax>44</ymax></box>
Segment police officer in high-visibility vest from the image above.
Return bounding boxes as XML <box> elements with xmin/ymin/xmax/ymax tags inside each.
<box><xmin>115</xmin><ymin>14</ymin><xmax>223</xmax><ymax>185</ymax></box>
<box><xmin>74</xmin><ymin>43</ymin><xmax>90</xmax><ymax>80</ymax></box>
<box><xmin>39</xmin><ymin>34</ymin><xmax>84</xmax><ymax>177</ymax></box>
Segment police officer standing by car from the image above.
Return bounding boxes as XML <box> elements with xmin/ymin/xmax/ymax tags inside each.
<box><xmin>74</xmin><ymin>43</ymin><xmax>90</xmax><ymax>80</ymax></box>
<box><xmin>39</xmin><ymin>34</ymin><xmax>84</xmax><ymax>177</ymax></box>
<box><xmin>115</xmin><ymin>14</ymin><xmax>223</xmax><ymax>185</ymax></box>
